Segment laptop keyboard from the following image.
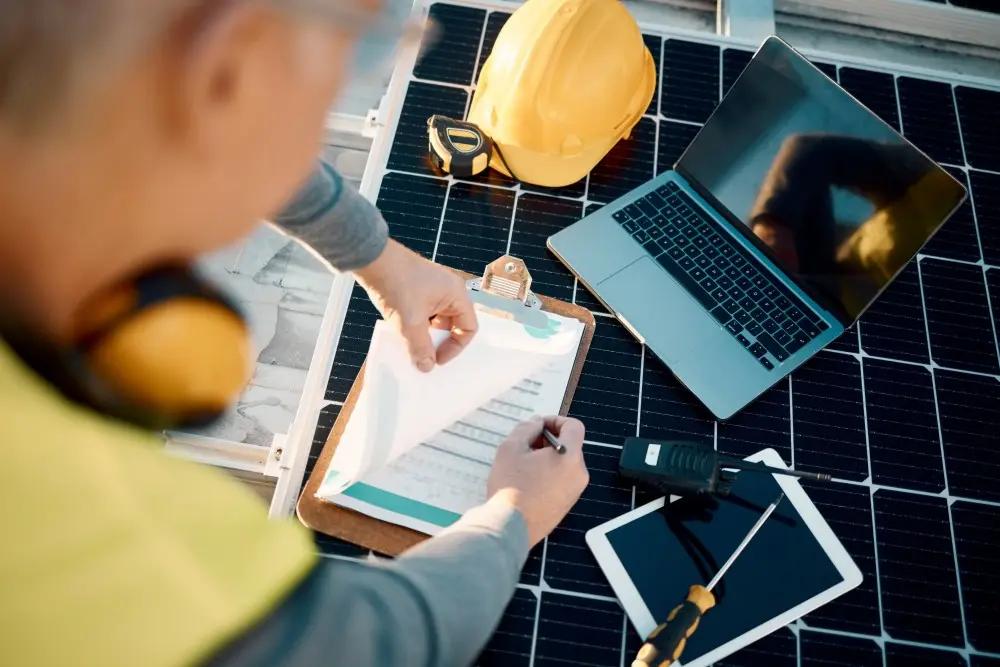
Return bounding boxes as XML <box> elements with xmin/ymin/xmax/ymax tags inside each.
<box><xmin>611</xmin><ymin>181</ymin><xmax>829</xmax><ymax>371</ymax></box>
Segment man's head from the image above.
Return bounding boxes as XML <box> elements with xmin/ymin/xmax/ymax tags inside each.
<box><xmin>0</xmin><ymin>0</ymin><xmax>380</xmax><ymax>338</ymax></box>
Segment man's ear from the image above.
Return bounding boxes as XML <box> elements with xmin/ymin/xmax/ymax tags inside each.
<box><xmin>160</xmin><ymin>2</ymin><xmax>282</xmax><ymax>150</ymax></box>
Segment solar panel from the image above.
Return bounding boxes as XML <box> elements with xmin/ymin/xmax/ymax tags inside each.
<box><xmin>309</xmin><ymin>3</ymin><xmax>1000</xmax><ymax>664</ymax></box>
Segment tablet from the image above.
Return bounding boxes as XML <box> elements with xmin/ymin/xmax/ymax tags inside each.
<box><xmin>586</xmin><ymin>448</ymin><xmax>862</xmax><ymax>667</ymax></box>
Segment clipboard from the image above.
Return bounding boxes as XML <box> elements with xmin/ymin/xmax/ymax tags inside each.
<box><xmin>297</xmin><ymin>256</ymin><xmax>596</xmax><ymax>555</ymax></box>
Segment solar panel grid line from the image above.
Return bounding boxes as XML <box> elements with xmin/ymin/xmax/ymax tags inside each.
<box><xmin>961</xmin><ymin>181</ymin><xmax>1000</xmax><ymax>366</ymax></box>
<box><xmin>951</xmin><ymin>502</ymin><xmax>1000</xmax><ymax>654</ymax></box>
<box><xmin>950</xmin><ymin>83</ymin><xmax>972</xmax><ymax>170</ymax></box>
<box><xmin>945</xmin><ymin>501</ymin><xmax>973</xmax><ymax>651</ymax></box>
<box><xmin>857</xmin><ymin>353</ymin><xmax>877</xmax><ymax>487</ymax></box>
<box><xmin>928</xmin><ymin>352</ymin><xmax>955</xmax><ymax>501</ymax></box>
<box><xmin>788</xmin><ymin>375</ymin><xmax>796</xmax><ymax>468</ymax></box>
<box><xmin>919</xmin><ymin>258</ymin><xmax>1000</xmax><ymax>374</ymax></box>
<box><xmin>862</xmin><ymin>358</ymin><xmax>947</xmax><ymax>493</ymax></box>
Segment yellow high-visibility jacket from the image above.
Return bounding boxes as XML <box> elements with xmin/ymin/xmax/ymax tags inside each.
<box><xmin>0</xmin><ymin>340</ymin><xmax>315</xmax><ymax>666</ymax></box>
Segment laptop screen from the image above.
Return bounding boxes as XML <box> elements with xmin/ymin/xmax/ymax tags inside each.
<box><xmin>676</xmin><ymin>38</ymin><xmax>966</xmax><ymax>322</ymax></box>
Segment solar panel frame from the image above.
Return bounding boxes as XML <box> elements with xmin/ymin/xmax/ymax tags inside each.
<box><xmin>297</xmin><ymin>2</ymin><xmax>1000</xmax><ymax>664</ymax></box>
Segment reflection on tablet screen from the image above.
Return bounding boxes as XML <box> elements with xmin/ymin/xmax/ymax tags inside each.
<box><xmin>606</xmin><ymin>470</ymin><xmax>844</xmax><ymax>662</ymax></box>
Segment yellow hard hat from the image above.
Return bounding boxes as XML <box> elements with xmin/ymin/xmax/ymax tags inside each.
<box><xmin>468</xmin><ymin>0</ymin><xmax>655</xmax><ymax>188</ymax></box>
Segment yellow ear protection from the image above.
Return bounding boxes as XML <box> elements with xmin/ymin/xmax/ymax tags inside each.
<box><xmin>4</xmin><ymin>266</ymin><xmax>252</xmax><ymax>430</ymax></box>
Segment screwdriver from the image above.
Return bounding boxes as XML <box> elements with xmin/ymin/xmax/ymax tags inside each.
<box><xmin>632</xmin><ymin>493</ymin><xmax>785</xmax><ymax>667</ymax></box>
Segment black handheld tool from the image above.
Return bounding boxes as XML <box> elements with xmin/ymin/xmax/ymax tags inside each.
<box><xmin>619</xmin><ymin>438</ymin><xmax>830</xmax><ymax>497</ymax></box>
<box><xmin>633</xmin><ymin>494</ymin><xmax>784</xmax><ymax>667</ymax></box>
<box><xmin>426</xmin><ymin>115</ymin><xmax>494</xmax><ymax>178</ymax></box>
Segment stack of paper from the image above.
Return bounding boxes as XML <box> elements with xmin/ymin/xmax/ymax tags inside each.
<box><xmin>317</xmin><ymin>307</ymin><xmax>585</xmax><ymax>535</ymax></box>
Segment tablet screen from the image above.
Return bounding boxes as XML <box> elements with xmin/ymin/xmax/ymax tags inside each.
<box><xmin>605</xmin><ymin>469</ymin><xmax>844</xmax><ymax>662</ymax></box>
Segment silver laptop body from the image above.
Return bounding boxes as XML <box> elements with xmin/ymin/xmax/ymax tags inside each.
<box><xmin>548</xmin><ymin>37</ymin><xmax>966</xmax><ymax>419</ymax></box>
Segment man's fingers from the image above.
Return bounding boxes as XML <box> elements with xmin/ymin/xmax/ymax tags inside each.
<box><xmin>434</xmin><ymin>294</ymin><xmax>479</xmax><ymax>365</ymax></box>
<box><xmin>399</xmin><ymin>319</ymin><xmax>436</xmax><ymax>372</ymax></box>
<box><xmin>504</xmin><ymin>417</ymin><xmax>545</xmax><ymax>451</ymax></box>
<box><xmin>543</xmin><ymin>416</ymin><xmax>585</xmax><ymax>453</ymax></box>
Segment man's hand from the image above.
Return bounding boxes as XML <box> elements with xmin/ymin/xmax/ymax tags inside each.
<box><xmin>355</xmin><ymin>239</ymin><xmax>478</xmax><ymax>372</ymax></box>
<box><xmin>487</xmin><ymin>416</ymin><xmax>589</xmax><ymax>547</ymax></box>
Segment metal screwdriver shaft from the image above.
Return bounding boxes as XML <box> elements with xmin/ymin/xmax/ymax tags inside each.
<box><xmin>633</xmin><ymin>493</ymin><xmax>785</xmax><ymax>667</ymax></box>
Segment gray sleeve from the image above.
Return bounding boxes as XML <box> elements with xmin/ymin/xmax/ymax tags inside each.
<box><xmin>271</xmin><ymin>160</ymin><xmax>389</xmax><ymax>272</ymax></box>
<box><xmin>208</xmin><ymin>498</ymin><xmax>529</xmax><ymax>667</ymax></box>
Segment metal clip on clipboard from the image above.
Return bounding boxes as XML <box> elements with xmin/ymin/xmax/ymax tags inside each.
<box><xmin>467</xmin><ymin>255</ymin><xmax>550</xmax><ymax>330</ymax></box>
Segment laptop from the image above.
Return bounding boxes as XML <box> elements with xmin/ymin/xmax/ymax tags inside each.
<box><xmin>548</xmin><ymin>37</ymin><xmax>967</xmax><ymax>419</ymax></box>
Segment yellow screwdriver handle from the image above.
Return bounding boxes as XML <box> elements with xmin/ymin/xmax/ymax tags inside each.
<box><xmin>632</xmin><ymin>585</ymin><xmax>716</xmax><ymax>667</ymax></box>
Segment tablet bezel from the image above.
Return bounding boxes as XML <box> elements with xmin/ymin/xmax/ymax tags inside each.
<box><xmin>585</xmin><ymin>448</ymin><xmax>863</xmax><ymax>666</ymax></box>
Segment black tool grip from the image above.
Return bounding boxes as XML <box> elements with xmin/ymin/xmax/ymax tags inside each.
<box><xmin>633</xmin><ymin>585</ymin><xmax>715</xmax><ymax>667</ymax></box>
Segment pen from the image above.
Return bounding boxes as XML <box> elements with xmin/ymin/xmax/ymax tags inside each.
<box><xmin>542</xmin><ymin>428</ymin><xmax>567</xmax><ymax>455</ymax></box>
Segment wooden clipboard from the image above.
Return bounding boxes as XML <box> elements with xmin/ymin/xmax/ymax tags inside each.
<box><xmin>297</xmin><ymin>256</ymin><xmax>596</xmax><ymax>556</ymax></box>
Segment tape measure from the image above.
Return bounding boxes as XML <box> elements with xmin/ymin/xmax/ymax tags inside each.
<box><xmin>426</xmin><ymin>115</ymin><xmax>495</xmax><ymax>178</ymax></box>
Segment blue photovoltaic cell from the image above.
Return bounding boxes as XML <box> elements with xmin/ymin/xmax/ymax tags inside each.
<box><xmin>971</xmin><ymin>170</ymin><xmax>1000</xmax><ymax>267</ymax></box>
<box><xmin>801</xmin><ymin>481</ymin><xmax>882</xmax><ymax>635</ymax></box>
<box><xmin>951</xmin><ymin>501</ymin><xmax>1000</xmax><ymax>653</ymax></box>
<box><xmin>386</xmin><ymin>82</ymin><xmax>468</xmax><ymax>177</ymax></box>
<box><xmin>305</xmin><ymin>403</ymin><xmax>340</xmax><ymax>481</ymax></box>
<box><xmin>922</xmin><ymin>167</ymin><xmax>982</xmax><ymax>263</ymax></box>
<box><xmin>307</xmin><ymin>8</ymin><xmax>1000</xmax><ymax>664</ymax></box>
<box><xmin>722</xmin><ymin>48</ymin><xmax>753</xmax><ymax>97</ymax></box>
<box><xmin>656</xmin><ymin>119</ymin><xmax>701</xmax><ymax>174</ymax></box>
<box><xmin>376</xmin><ymin>172</ymin><xmax>448</xmax><ymax>259</ymax></box>
<box><xmin>568</xmin><ymin>319</ymin><xmax>642</xmax><ymax>444</ymax></box>
<box><xmin>716</xmin><ymin>379</ymin><xmax>791</xmax><ymax>462</ymax></box>
<box><xmin>800</xmin><ymin>630</ymin><xmax>882</xmax><ymax>667</ymax></box>
<box><xmin>825</xmin><ymin>323</ymin><xmax>859</xmax><ymax>354</ymax></box>
<box><xmin>955</xmin><ymin>86</ymin><xmax>1000</xmax><ymax>171</ymax></box>
<box><xmin>988</xmin><ymin>268</ymin><xmax>1000</xmax><ymax>329</ymax></box>
<box><xmin>477</xmin><ymin>588</ymin><xmax>536</xmax><ymax>666</ymax></box>
<box><xmin>644</xmin><ymin>34</ymin><xmax>663</xmax><ymax>116</ymax></box>
<box><xmin>921</xmin><ymin>257</ymin><xmax>999</xmax><ymax>374</ymax></box>
<box><xmin>838</xmin><ymin>67</ymin><xmax>901</xmax><ymax>131</ymax></box>
<box><xmin>791</xmin><ymin>352</ymin><xmax>869</xmax><ymax>481</ymax></box>
<box><xmin>534</xmin><ymin>593</ymin><xmax>624</xmax><ymax>667</ymax></box>
<box><xmin>885</xmin><ymin>643</ymin><xmax>967</xmax><ymax>667</ymax></box>
<box><xmin>435</xmin><ymin>182</ymin><xmax>515</xmax><ymax>274</ymax></box>
<box><xmin>543</xmin><ymin>444</ymin><xmax>633</xmax><ymax>598</ymax></box>
<box><xmin>325</xmin><ymin>284</ymin><xmax>379</xmax><ymax>402</ymax></box>
<box><xmin>660</xmin><ymin>39</ymin><xmax>720</xmax><ymax>123</ymax></box>
<box><xmin>413</xmin><ymin>3</ymin><xmax>485</xmax><ymax>85</ymax></box>
<box><xmin>508</xmin><ymin>194</ymin><xmax>583</xmax><ymax>304</ymax></box>
<box><xmin>874</xmin><ymin>490</ymin><xmax>964</xmax><ymax>646</ymax></box>
<box><xmin>639</xmin><ymin>348</ymin><xmax>715</xmax><ymax>446</ymax></box>
<box><xmin>587</xmin><ymin>116</ymin><xmax>657</xmax><ymax>204</ymax></box>
<box><xmin>936</xmin><ymin>369</ymin><xmax>1000</xmax><ymax>504</ymax></box>
<box><xmin>897</xmin><ymin>76</ymin><xmax>964</xmax><ymax>166</ymax></box>
<box><xmin>863</xmin><ymin>358</ymin><xmax>946</xmax><ymax>493</ymax></box>
<box><xmin>521</xmin><ymin>543</ymin><xmax>543</xmax><ymax>587</ymax></box>
<box><xmin>859</xmin><ymin>261</ymin><xmax>930</xmax><ymax>364</ymax></box>
<box><xmin>715</xmin><ymin>628</ymin><xmax>797</xmax><ymax>667</ymax></box>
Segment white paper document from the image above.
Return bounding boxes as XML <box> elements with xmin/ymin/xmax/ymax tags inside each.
<box><xmin>316</xmin><ymin>307</ymin><xmax>585</xmax><ymax>535</ymax></box>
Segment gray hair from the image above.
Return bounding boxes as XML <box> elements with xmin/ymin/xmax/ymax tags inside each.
<box><xmin>0</xmin><ymin>1</ymin><xmax>201</xmax><ymax>131</ymax></box>
<box><xmin>0</xmin><ymin>0</ymin><xmax>362</xmax><ymax>132</ymax></box>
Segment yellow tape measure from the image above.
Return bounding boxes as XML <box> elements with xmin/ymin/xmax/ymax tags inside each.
<box><xmin>427</xmin><ymin>115</ymin><xmax>494</xmax><ymax>178</ymax></box>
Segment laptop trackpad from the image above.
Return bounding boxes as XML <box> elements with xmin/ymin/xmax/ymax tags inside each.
<box><xmin>599</xmin><ymin>256</ymin><xmax>709</xmax><ymax>363</ymax></box>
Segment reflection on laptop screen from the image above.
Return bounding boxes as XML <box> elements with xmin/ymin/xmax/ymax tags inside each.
<box><xmin>676</xmin><ymin>38</ymin><xmax>966</xmax><ymax>321</ymax></box>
